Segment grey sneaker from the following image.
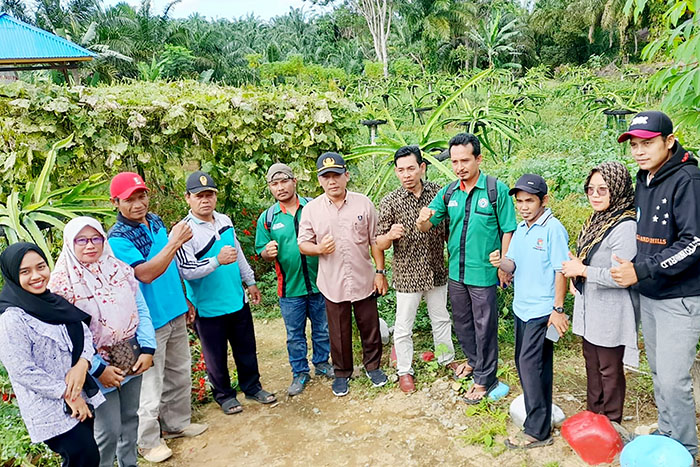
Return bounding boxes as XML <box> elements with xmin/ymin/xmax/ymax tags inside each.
<box><xmin>332</xmin><ymin>377</ymin><xmax>349</xmax><ymax>397</ymax></box>
<box><xmin>366</xmin><ymin>368</ymin><xmax>388</xmax><ymax>387</ymax></box>
<box><xmin>314</xmin><ymin>362</ymin><xmax>335</xmax><ymax>379</ymax></box>
<box><xmin>288</xmin><ymin>373</ymin><xmax>310</xmax><ymax>396</ymax></box>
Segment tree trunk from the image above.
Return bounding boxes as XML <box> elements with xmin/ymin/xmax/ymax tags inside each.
<box><xmin>588</xmin><ymin>23</ymin><xmax>596</xmax><ymax>44</ymax></box>
<box><xmin>353</xmin><ymin>0</ymin><xmax>392</xmax><ymax>78</ymax></box>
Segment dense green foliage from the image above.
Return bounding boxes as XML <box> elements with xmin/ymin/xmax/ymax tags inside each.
<box><xmin>0</xmin><ymin>0</ymin><xmax>698</xmax><ymax>463</ymax></box>
<box><xmin>0</xmin><ymin>79</ymin><xmax>358</xmax><ymax>210</ymax></box>
<box><xmin>0</xmin><ymin>0</ymin><xmax>678</xmax><ymax>83</ymax></box>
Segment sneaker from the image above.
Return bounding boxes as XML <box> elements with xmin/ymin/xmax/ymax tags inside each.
<box><xmin>366</xmin><ymin>368</ymin><xmax>388</xmax><ymax>388</ymax></box>
<box><xmin>314</xmin><ymin>362</ymin><xmax>335</xmax><ymax>379</ymax></box>
<box><xmin>332</xmin><ymin>377</ymin><xmax>349</xmax><ymax>397</ymax></box>
<box><xmin>139</xmin><ymin>441</ymin><xmax>172</xmax><ymax>463</ymax></box>
<box><xmin>162</xmin><ymin>422</ymin><xmax>209</xmax><ymax>440</ymax></box>
<box><xmin>288</xmin><ymin>373</ymin><xmax>310</xmax><ymax>396</ymax></box>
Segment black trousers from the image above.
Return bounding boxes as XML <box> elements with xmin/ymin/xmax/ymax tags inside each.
<box><xmin>514</xmin><ymin>314</ymin><xmax>553</xmax><ymax>441</ymax></box>
<box><xmin>582</xmin><ymin>338</ymin><xmax>626</xmax><ymax>423</ymax></box>
<box><xmin>194</xmin><ymin>303</ymin><xmax>262</xmax><ymax>405</ymax></box>
<box><xmin>448</xmin><ymin>280</ymin><xmax>499</xmax><ymax>387</ymax></box>
<box><xmin>45</xmin><ymin>418</ymin><xmax>99</xmax><ymax>467</ymax></box>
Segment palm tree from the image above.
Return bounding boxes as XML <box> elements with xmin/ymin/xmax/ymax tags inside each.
<box><xmin>396</xmin><ymin>0</ymin><xmax>479</xmax><ymax>73</ymax></box>
<box><xmin>1</xmin><ymin>0</ymin><xmax>32</xmax><ymax>23</ymax></box>
<box><xmin>470</xmin><ymin>10</ymin><xmax>522</xmax><ymax>69</ymax></box>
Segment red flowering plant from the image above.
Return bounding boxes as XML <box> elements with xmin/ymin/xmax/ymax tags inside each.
<box><xmin>0</xmin><ymin>364</ymin><xmax>14</xmax><ymax>404</ymax></box>
<box><xmin>188</xmin><ymin>329</ymin><xmax>240</xmax><ymax>406</ymax></box>
<box><xmin>188</xmin><ymin>329</ymin><xmax>212</xmax><ymax>406</ymax></box>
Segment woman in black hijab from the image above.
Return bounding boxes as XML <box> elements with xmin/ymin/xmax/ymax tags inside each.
<box><xmin>0</xmin><ymin>243</ymin><xmax>104</xmax><ymax>466</ymax></box>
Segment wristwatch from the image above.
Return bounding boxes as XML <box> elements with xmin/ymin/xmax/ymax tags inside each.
<box><xmin>553</xmin><ymin>306</ymin><xmax>565</xmax><ymax>314</ymax></box>
<box><xmin>375</xmin><ymin>269</ymin><xmax>387</xmax><ymax>275</ymax></box>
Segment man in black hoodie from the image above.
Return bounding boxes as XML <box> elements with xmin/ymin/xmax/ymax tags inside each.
<box><xmin>612</xmin><ymin>110</ymin><xmax>700</xmax><ymax>457</ymax></box>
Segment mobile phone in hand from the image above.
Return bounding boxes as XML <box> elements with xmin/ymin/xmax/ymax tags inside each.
<box><xmin>545</xmin><ymin>324</ymin><xmax>560</xmax><ymax>342</ymax></box>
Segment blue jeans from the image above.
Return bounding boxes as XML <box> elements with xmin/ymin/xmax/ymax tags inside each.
<box><xmin>279</xmin><ymin>293</ymin><xmax>331</xmax><ymax>375</ymax></box>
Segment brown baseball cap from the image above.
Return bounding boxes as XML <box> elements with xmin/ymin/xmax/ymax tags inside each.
<box><xmin>266</xmin><ymin>163</ymin><xmax>294</xmax><ymax>182</ymax></box>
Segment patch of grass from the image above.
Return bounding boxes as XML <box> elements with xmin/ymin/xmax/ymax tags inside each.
<box><xmin>251</xmin><ymin>270</ymin><xmax>282</xmax><ymax>319</ymax></box>
<box><xmin>460</xmin><ymin>400</ymin><xmax>509</xmax><ymax>454</ymax></box>
<box><xmin>347</xmin><ymin>370</ymin><xmax>397</xmax><ymax>398</ymax></box>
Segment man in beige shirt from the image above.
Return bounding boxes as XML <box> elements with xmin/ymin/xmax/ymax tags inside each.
<box><xmin>298</xmin><ymin>152</ymin><xmax>389</xmax><ymax>397</ymax></box>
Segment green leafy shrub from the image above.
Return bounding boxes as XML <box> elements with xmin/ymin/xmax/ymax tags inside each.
<box><xmin>1</xmin><ymin>364</ymin><xmax>59</xmax><ymax>466</ymax></box>
<box><xmin>258</xmin><ymin>55</ymin><xmax>348</xmax><ymax>85</ymax></box>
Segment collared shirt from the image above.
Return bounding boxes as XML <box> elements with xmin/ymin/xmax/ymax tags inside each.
<box><xmin>377</xmin><ymin>181</ymin><xmax>448</xmax><ymax>293</ymax></box>
<box><xmin>255</xmin><ymin>195</ymin><xmax>320</xmax><ymax>298</ymax></box>
<box><xmin>175</xmin><ymin>211</ymin><xmax>255</xmax><ymax>317</ymax></box>
<box><xmin>108</xmin><ymin>212</ymin><xmax>187</xmax><ymax>329</ymax></box>
<box><xmin>428</xmin><ymin>172</ymin><xmax>517</xmax><ymax>287</ymax></box>
<box><xmin>506</xmin><ymin>208</ymin><xmax>569</xmax><ymax>322</ymax></box>
<box><xmin>298</xmin><ymin>190</ymin><xmax>377</xmax><ymax>303</ymax></box>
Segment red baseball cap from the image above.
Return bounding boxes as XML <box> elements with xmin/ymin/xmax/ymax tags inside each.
<box><xmin>110</xmin><ymin>172</ymin><xmax>150</xmax><ymax>199</ymax></box>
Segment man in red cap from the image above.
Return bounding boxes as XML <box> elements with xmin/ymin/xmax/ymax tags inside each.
<box><xmin>612</xmin><ymin>111</ymin><xmax>700</xmax><ymax>458</ymax></box>
<box><xmin>107</xmin><ymin>172</ymin><xmax>207</xmax><ymax>463</ymax></box>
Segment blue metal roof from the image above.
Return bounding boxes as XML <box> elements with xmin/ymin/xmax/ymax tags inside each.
<box><xmin>0</xmin><ymin>13</ymin><xmax>95</xmax><ymax>64</ymax></box>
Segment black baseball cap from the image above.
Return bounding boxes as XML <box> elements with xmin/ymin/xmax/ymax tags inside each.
<box><xmin>316</xmin><ymin>152</ymin><xmax>347</xmax><ymax>176</ymax></box>
<box><xmin>618</xmin><ymin>110</ymin><xmax>674</xmax><ymax>143</ymax></box>
<box><xmin>509</xmin><ymin>174</ymin><xmax>548</xmax><ymax>196</ymax></box>
<box><xmin>186</xmin><ymin>170</ymin><xmax>218</xmax><ymax>194</ymax></box>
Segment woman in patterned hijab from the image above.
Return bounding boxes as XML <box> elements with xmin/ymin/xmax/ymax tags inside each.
<box><xmin>561</xmin><ymin>161</ymin><xmax>639</xmax><ymax>424</ymax></box>
<box><xmin>49</xmin><ymin>216</ymin><xmax>156</xmax><ymax>467</ymax></box>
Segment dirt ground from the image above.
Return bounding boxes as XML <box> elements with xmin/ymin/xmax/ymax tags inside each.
<box><xmin>163</xmin><ymin>318</ymin><xmax>658</xmax><ymax>467</ymax></box>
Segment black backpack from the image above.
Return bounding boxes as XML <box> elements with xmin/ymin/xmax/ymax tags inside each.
<box><xmin>442</xmin><ymin>175</ymin><xmax>502</xmax><ymax>238</ymax></box>
<box><xmin>263</xmin><ymin>197</ymin><xmax>313</xmax><ymax>230</ymax></box>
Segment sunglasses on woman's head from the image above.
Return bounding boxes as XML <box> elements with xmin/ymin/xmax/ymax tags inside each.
<box><xmin>74</xmin><ymin>236</ymin><xmax>105</xmax><ymax>246</ymax></box>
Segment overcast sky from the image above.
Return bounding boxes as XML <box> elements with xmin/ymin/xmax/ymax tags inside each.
<box><xmin>99</xmin><ymin>0</ymin><xmax>330</xmax><ymax>20</ymax></box>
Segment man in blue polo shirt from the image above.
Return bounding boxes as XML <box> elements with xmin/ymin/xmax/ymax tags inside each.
<box><xmin>175</xmin><ymin>171</ymin><xmax>276</xmax><ymax>415</ymax></box>
<box><xmin>489</xmin><ymin>174</ymin><xmax>569</xmax><ymax>449</ymax></box>
<box><xmin>108</xmin><ymin>172</ymin><xmax>208</xmax><ymax>464</ymax></box>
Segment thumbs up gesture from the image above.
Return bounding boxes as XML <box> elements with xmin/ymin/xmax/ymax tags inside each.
<box><xmin>561</xmin><ymin>251</ymin><xmax>586</xmax><ymax>278</ymax></box>
<box><xmin>610</xmin><ymin>254</ymin><xmax>638</xmax><ymax>287</ymax></box>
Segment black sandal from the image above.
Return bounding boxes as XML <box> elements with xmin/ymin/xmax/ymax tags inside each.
<box><xmin>245</xmin><ymin>389</ymin><xmax>277</xmax><ymax>404</ymax></box>
<box><xmin>504</xmin><ymin>433</ymin><xmax>553</xmax><ymax>449</ymax></box>
<box><xmin>221</xmin><ymin>397</ymin><xmax>242</xmax><ymax>415</ymax></box>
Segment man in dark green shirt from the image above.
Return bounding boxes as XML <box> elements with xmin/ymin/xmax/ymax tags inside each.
<box><xmin>417</xmin><ymin>133</ymin><xmax>517</xmax><ymax>403</ymax></box>
<box><xmin>255</xmin><ymin>163</ymin><xmax>333</xmax><ymax>396</ymax></box>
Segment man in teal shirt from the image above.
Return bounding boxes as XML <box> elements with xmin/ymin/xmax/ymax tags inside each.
<box><xmin>417</xmin><ymin>133</ymin><xmax>517</xmax><ymax>403</ymax></box>
<box><xmin>175</xmin><ymin>171</ymin><xmax>276</xmax><ymax>415</ymax></box>
<box><xmin>255</xmin><ymin>163</ymin><xmax>332</xmax><ymax>396</ymax></box>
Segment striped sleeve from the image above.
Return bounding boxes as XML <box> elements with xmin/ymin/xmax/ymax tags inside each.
<box><xmin>175</xmin><ymin>237</ymin><xmax>219</xmax><ymax>281</ymax></box>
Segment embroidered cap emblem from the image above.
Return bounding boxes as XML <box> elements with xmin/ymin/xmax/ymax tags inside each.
<box><xmin>631</xmin><ymin>116</ymin><xmax>649</xmax><ymax>126</ymax></box>
<box><xmin>199</xmin><ymin>175</ymin><xmax>207</xmax><ymax>185</ymax></box>
<box><xmin>133</xmin><ymin>177</ymin><xmax>141</xmax><ymax>185</ymax></box>
<box><xmin>323</xmin><ymin>157</ymin><xmax>336</xmax><ymax>168</ymax></box>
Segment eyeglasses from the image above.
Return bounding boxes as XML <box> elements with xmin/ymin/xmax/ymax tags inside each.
<box><xmin>74</xmin><ymin>236</ymin><xmax>105</xmax><ymax>246</ymax></box>
<box><xmin>585</xmin><ymin>186</ymin><xmax>609</xmax><ymax>196</ymax></box>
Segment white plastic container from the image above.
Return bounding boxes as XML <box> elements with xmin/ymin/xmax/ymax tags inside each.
<box><xmin>509</xmin><ymin>393</ymin><xmax>566</xmax><ymax>429</ymax></box>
